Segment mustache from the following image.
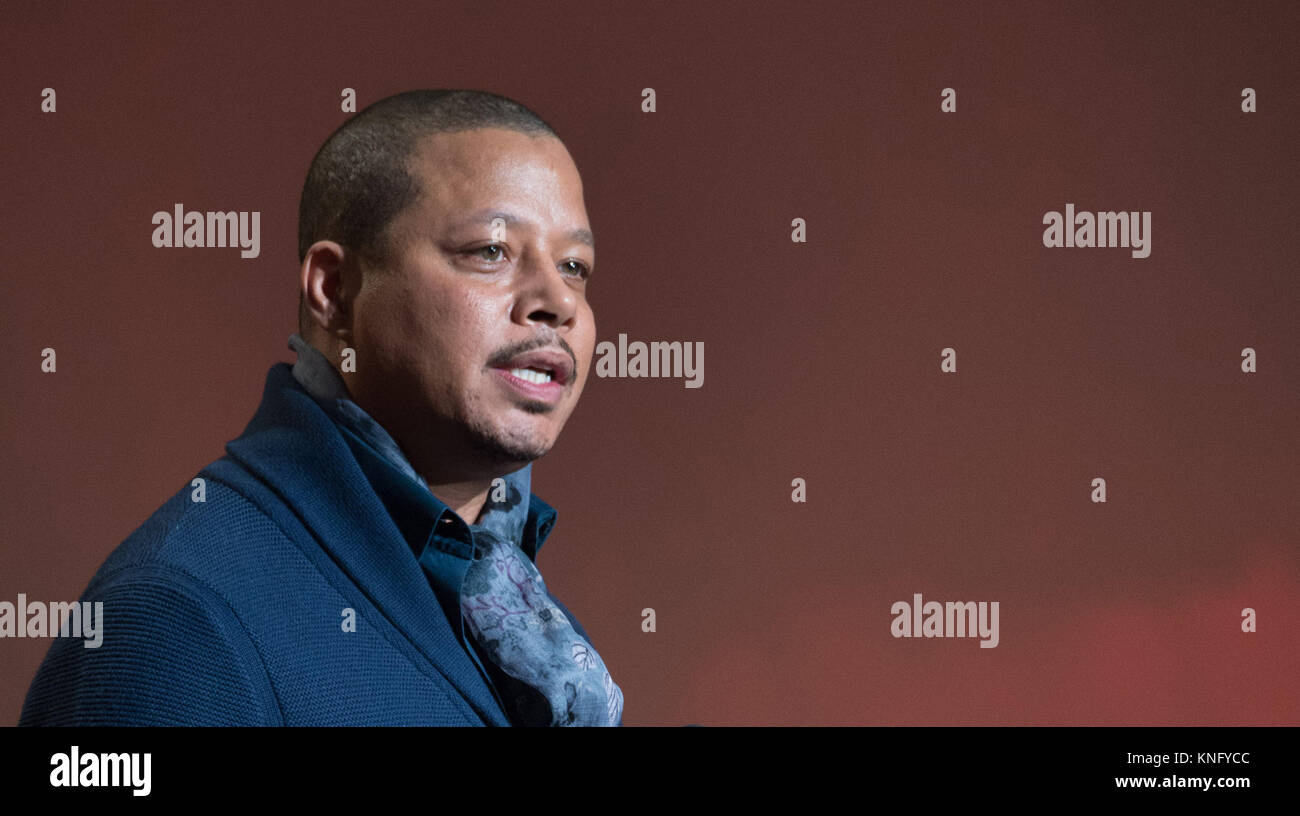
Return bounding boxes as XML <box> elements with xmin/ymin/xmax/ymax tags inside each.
<box><xmin>487</xmin><ymin>333</ymin><xmax>579</xmax><ymax>381</ymax></box>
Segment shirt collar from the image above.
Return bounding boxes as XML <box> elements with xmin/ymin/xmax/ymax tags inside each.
<box><xmin>286</xmin><ymin>333</ymin><xmax>555</xmax><ymax>559</ymax></box>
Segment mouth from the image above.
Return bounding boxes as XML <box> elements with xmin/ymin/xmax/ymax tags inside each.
<box><xmin>489</xmin><ymin>347</ymin><xmax>574</xmax><ymax>404</ymax></box>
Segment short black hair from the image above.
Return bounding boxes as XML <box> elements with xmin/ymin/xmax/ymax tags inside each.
<box><xmin>298</xmin><ymin>89</ymin><xmax>560</xmax><ymax>265</ymax></box>
<box><xmin>296</xmin><ymin>90</ymin><xmax>561</xmax><ymax>334</ymax></box>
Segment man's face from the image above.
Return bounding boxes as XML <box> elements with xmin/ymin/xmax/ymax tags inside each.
<box><xmin>342</xmin><ymin>128</ymin><xmax>596</xmax><ymax>480</ymax></box>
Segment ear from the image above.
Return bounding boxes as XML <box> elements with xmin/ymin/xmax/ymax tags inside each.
<box><xmin>299</xmin><ymin>240</ymin><xmax>355</xmax><ymax>342</ymax></box>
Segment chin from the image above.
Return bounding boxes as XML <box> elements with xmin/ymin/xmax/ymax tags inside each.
<box><xmin>466</xmin><ymin>420</ymin><xmax>558</xmax><ymax>465</ymax></box>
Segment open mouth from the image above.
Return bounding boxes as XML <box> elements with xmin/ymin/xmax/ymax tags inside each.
<box><xmin>492</xmin><ymin>366</ymin><xmax>564</xmax><ymax>405</ymax></box>
<box><xmin>506</xmin><ymin>366</ymin><xmax>556</xmax><ymax>385</ymax></box>
<box><xmin>491</xmin><ymin>346</ymin><xmax>574</xmax><ymax>387</ymax></box>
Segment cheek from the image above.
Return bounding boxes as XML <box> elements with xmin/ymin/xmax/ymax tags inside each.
<box><xmin>352</xmin><ymin>281</ymin><xmax>457</xmax><ymax>399</ymax></box>
<box><xmin>437</xmin><ymin>290</ymin><xmax>501</xmax><ymax>391</ymax></box>
<box><xmin>355</xmin><ymin>284</ymin><xmax>418</xmax><ymax>365</ymax></box>
<box><xmin>367</xmin><ymin>283</ymin><xmax>504</xmax><ymax>400</ymax></box>
<box><xmin>573</xmin><ymin>304</ymin><xmax>597</xmax><ymax>389</ymax></box>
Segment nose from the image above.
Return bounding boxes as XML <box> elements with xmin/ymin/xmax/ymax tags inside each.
<box><xmin>510</xmin><ymin>245</ymin><xmax>579</xmax><ymax>331</ymax></box>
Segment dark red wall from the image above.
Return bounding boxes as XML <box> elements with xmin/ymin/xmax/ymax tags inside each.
<box><xmin>2</xmin><ymin>0</ymin><xmax>1296</xmax><ymax>725</ymax></box>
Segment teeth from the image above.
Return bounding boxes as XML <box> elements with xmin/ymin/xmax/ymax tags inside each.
<box><xmin>509</xmin><ymin>367</ymin><xmax>553</xmax><ymax>385</ymax></box>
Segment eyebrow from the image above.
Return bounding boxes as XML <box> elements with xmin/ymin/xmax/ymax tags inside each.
<box><xmin>455</xmin><ymin>209</ymin><xmax>594</xmax><ymax>248</ymax></box>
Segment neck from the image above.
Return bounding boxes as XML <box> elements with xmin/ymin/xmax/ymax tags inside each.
<box><xmin>419</xmin><ymin>451</ymin><xmax>530</xmax><ymax>523</ymax></box>
<box><xmin>428</xmin><ymin>478</ymin><xmax>492</xmax><ymax>524</ymax></box>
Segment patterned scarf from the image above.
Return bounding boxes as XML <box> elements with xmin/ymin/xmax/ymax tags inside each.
<box><xmin>288</xmin><ymin>334</ymin><xmax>623</xmax><ymax>726</ymax></box>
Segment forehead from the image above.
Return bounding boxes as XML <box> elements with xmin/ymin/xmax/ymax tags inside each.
<box><xmin>404</xmin><ymin>128</ymin><xmax>586</xmax><ymax>221</ymax></box>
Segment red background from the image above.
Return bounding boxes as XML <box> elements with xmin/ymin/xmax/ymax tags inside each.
<box><xmin>2</xmin><ymin>0</ymin><xmax>1297</xmax><ymax>725</ymax></box>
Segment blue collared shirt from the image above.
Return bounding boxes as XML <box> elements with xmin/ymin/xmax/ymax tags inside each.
<box><xmin>286</xmin><ymin>334</ymin><xmax>565</xmax><ymax>719</ymax></box>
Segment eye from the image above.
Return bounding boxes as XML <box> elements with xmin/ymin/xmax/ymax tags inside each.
<box><xmin>560</xmin><ymin>259</ymin><xmax>591</xmax><ymax>279</ymax></box>
<box><xmin>474</xmin><ymin>244</ymin><xmax>505</xmax><ymax>262</ymax></box>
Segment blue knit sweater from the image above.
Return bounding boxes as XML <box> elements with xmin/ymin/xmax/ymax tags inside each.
<box><xmin>19</xmin><ymin>363</ymin><xmax>593</xmax><ymax>726</ymax></box>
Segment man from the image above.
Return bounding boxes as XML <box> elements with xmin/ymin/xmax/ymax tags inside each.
<box><xmin>21</xmin><ymin>89</ymin><xmax>622</xmax><ymax>726</ymax></box>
